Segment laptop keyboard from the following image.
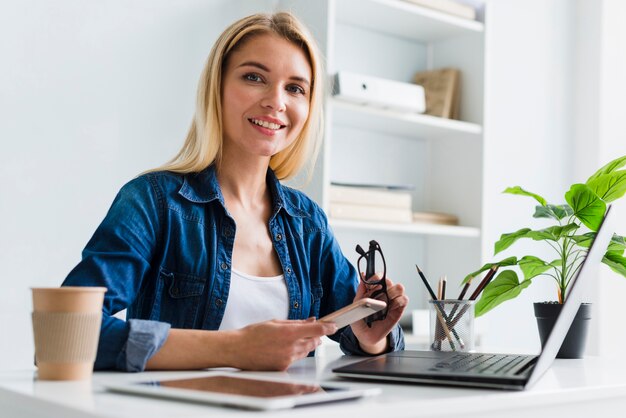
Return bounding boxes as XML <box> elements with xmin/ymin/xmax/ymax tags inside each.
<box><xmin>430</xmin><ymin>354</ymin><xmax>527</xmax><ymax>375</ymax></box>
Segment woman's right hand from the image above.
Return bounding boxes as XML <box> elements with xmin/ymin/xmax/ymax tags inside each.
<box><xmin>228</xmin><ymin>318</ymin><xmax>337</xmax><ymax>371</ymax></box>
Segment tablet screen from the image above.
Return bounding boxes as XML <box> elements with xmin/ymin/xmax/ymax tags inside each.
<box><xmin>139</xmin><ymin>375</ymin><xmax>343</xmax><ymax>398</ymax></box>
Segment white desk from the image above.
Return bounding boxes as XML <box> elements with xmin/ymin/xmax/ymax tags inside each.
<box><xmin>1</xmin><ymin>352</ymin><xmax>626</xmax><ymax>418</ymax></box>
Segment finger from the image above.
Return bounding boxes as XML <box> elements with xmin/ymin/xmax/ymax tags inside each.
<box><xmin>386</xmin><ymin>283</ymin><xmax>406</xmax><ymax>299</ymax></box>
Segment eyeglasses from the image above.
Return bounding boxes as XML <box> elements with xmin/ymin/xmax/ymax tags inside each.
<box><xmin>355</xmin><ymin>240</ymin><xmax>389</xmax><ymax>327</ymax></box>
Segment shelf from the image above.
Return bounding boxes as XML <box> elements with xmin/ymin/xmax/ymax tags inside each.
<box><xmin>335</xmin><ymin>0</ymin><xmax>484</xmax><ymax>43</ymax></box>
<box><xmin>329</xmin><ymin>218</ymin><xmax>481</xmax><ymax>238</ymax></box>
<box><xmin>331</xmin><ymin>98</ymin><xmax>482</xmax><ymax>140</ymax></box>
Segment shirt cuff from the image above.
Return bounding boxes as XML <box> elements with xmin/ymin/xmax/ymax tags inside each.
<box><xmin>339</xmin><ymin>323</ymin><xmax>405</xmax><ymax>356</ymax></box>
<box><xmin>118</xmin><ymin>319</ymin><xmax>170</xmax><ymax>372</ymax></box>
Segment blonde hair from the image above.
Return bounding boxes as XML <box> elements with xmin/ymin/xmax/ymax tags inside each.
<box><xmin>151</xmin><ymin>12</ymin><xmax>324</xmax><ymax>180</ymax></box>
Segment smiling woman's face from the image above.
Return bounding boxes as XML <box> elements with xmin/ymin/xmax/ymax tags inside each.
<box><xmin>220</xmin><ymin>32</ymin><xmax>312</xmax><ymax>162</ymax></box>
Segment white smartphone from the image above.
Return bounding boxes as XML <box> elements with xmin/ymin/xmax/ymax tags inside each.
<box><xmin>319</xmin><ymin>298</ymin><xmax>387</xmax><ymax>329</ymax></box>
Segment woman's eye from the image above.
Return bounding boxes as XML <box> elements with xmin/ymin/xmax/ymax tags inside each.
<box><xmin>243</xmin><ymin>73</ymin><xmax>263</xmax><ymax>83</ymax></box>
<box><xmin>287</xmin><ymin>84</ymin><xmax>306</xmax><ymax>95</ymax></box>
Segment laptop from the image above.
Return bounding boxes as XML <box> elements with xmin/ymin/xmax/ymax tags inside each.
<box><xmin>333</xmin><ymin>206</ymin><xmax>614</xmax><ymax>390</ymax></box>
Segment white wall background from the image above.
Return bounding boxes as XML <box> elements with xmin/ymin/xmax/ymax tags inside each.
<box><xmin>1</xmin><ymin>0</ymin><xmax>625</xmax><ymax>370</ymax></box>
<box><xmin>0</xmin><ymin>0</ymin><xmax>276</xmax><ymax>370</ymax></box>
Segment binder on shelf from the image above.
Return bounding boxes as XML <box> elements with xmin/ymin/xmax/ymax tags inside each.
<box><xmin>330</xmin><ymin>203</ymin><xmax>413</xmax><ymax>224</ymax></box>
<box><xmin>333</xmin><ymin>72</ymin><xmax>426</xmax><ymax>114</ymax></box>
<box><xmin>329</xmin><ymin>184</ymin><xmax>412</xmax><ymax>210</ymax></box>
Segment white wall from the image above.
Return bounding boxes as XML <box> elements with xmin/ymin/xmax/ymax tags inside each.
<box><xmin>481</xmin><ymin>0</ymin><xmax>575</xmax><ymax>353</ymax></box>
<box><xmin>0</xmin><ymin>0</ymin><xmax>276</xmax><ymax>370</ymax></box>
<box><xmin>482</xmin><ymin>0</ymin><xmax>626</xmax><ymax>354</ymax></box>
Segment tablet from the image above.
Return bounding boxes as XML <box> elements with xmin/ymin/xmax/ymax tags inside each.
<box><xmin>104</xmin><ymin>373</ymin><xmax>381</xmax><ymax>410</ymax></box>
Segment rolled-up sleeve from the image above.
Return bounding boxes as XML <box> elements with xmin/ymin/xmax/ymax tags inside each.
<box><xmin>118</xmin><ymin>319</ymin><xmax>170</xmax><ymax>372</ymax></box>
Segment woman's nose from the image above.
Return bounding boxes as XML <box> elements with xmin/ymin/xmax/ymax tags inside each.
<box><xmin>260</xmin><ymin>86</ymin><xmax>286</xmax><ymax>112</ymax></box>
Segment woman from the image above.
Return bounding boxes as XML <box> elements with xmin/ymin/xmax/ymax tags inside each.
<box><xmin>63</xmin><ymin>12</ymin><xmax>407</xmax><ymax>372</ymax></box>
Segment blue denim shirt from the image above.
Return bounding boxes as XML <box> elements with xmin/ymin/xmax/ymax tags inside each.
<box><xmin>62</xmin><ymin>166</ymin><xmax>404</xmax><ymax>371</ymax></box>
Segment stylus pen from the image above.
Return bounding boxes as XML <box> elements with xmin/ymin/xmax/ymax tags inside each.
<box><xmin>416</xmin><ymin>265</ymin><xmax>463</xmax><ymax>349</ymax></box>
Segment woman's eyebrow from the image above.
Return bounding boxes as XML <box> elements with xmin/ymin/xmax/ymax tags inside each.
<box><xmin>238</xmin><ymin>61</ymin><xmax>311</xmax><ymax>87</ymax></box>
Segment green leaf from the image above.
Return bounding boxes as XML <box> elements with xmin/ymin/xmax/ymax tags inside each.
<box><xmin>462</xmin><ymin>257</ymin><xmax>518</xmax><ymax>284</ymax></box>
<box><xmin>526</xmin><ymin>223</ymin><xmax>579</xmax><ymax>241</ymax></box>
<box><xmin>475</xmin><ymin>270</ymin><xmax>532</xmax><ymax>317</ymax></box>
<box><xmin>503</xmin><ymin>186</ymin><xmax>547</xmax><ymax>206</ymax></box>
<box><xmin>518</xmin><ymin>256</ymin><xmax>556</xmax><ymax>280</ymax></box>
<box><xmin>608</xmin><ymin>235</ymin><xmax>626</xmax><ymax>255</ymax></box>
<box><xmin>570</xmin><ymin>233</ymin><xmax>595</xmax><ymax>248</ymax></box>
<box><xmin>602</xmin><ymin>252</ymin><xmax>626</xmax><ymax>278</ymax></box>
<box><xmin>586</xmin><ymin>171</ymin><xmax>626</xmax><ymax>203</ymax></box>
<box><xmin>494</xmin><ymin>228</ymin><xmax>531</xmax><ymax>255</ymax></box>
<box><xmin>533</xmin><ymin>204</ymin><xmax>573</xmax><ymax>220</ymax></box>
<box><xmin>564</xmin><ymin>184</ymin><xmax>606</xmax><ymax>231</ymax></box>
<box><xmin>586</xmin><ymin>155</ymin><xmax>626</xmax><ymax>182</ymax></box>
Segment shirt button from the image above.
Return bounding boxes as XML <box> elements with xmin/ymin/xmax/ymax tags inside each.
<box><xmin>220</xmin><ymin>262</ymin><xmax>228</xmax><ymax>270</ymax></box>
<box><xmin>293</xmin><ymin>301</ymin><xmax>299</xmax><ymax>309</ymax></box>
<box><xmin>275</xmin><ymin>233</ymin><xmax>282</xmax><ymax>241</ymax></box>
<box><xmin>286</xmin><ymin>267</ymin><xmax>291</xmax><ymax>274</ymax></box>
<box><xmin>215</xmin><ymin>298</ymin><xmax>223</xmax><ymax>307</ymax></box>
<box><xmin>223</xmin><ymin>229</ymin><xmax>232</xmax><ymax>237</ymax></box>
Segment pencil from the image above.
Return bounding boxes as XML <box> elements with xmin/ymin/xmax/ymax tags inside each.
<box><xmin>441</xmin><ymin>276</ymin><xmax>447</xmax><ymax>300</ymax></box>
<box><xmin>415</xmin><ymin>265</ymin><xmax>438</xmax><ymax>300</ymax></box>
<box><xmin>468</xmin><ymin>265</ymin><xmax>499</xmax><ymax>301</ymax></box>
<box><xmin>449</xmin><ymin>266</ymin><xmax>500</xmax><ymax>330</ymax></box>
<box><xmin>457</xmin><ymin>276</ymin><xmax>473</xmax><ymax>300</ymax></box>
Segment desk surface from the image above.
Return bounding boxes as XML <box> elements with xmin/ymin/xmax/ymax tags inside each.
<box><xmin>2</xmin><ymin>352</ymin><xmax>626</xmax><ymax>418</ymax></box>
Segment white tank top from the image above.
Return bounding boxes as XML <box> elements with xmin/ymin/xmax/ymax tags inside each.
<box><xmin>218</xmin><ymin>268</ymin><xmax>289</xmax><ymax>331</ymax></box>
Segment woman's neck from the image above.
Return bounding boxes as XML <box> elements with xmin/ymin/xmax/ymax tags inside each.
<box><xmin>217</xmin><ymin>154</ymin><xmax>271</xmax><ymax>210</ymax></box>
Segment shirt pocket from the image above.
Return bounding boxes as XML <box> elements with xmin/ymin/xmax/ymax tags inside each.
<box><xmin>157</xmin><ymin>267</ymin><xmax>206</xmax><ymax>328</ymax></box>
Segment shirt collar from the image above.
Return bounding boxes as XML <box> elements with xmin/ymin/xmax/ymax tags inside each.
<box><xmin>178</xmin><ymin>165</ymin><xmax>307</xmax><ymax>218</ymax></box>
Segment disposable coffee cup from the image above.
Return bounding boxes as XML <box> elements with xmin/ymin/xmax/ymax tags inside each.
<box><xmin>31</xmin><ymin>286</ymin><xmax>106</xmax><ymax>380</ymax></box>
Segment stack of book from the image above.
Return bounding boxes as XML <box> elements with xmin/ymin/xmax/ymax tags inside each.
<box><xmin>328</xmin><ymin>183</ymin><xmax>413</xmax><ymax>223</ymax></box>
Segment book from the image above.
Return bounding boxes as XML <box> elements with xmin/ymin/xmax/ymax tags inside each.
<box><xmin>412</xmin><ymin>211</ymin><xmax>459</xmax><ymax>226</ymax></box>
<box><xmin>329</xmin><ymin>185</ymin><xmax>412</xmax><ymax>210</ymax></box>
<box><xmin>330</xmin><ymin>203</ymin><xmax>413</xmax><ymax>223</ymax></box>
<box><xmin>413</xmin><ymin>68</ymin><xmax>461</xmax><ymax>119</ymax></box>
<box><xmin>401</xmin><ymin>0</ymin><xmax>477</xmax><ymax>20</ymax></box>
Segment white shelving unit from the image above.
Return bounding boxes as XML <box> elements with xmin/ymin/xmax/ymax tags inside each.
<box><xmin>283</xmin><ymin>0</ymin><xmax>485</xmax><ymax>315</ymax></box>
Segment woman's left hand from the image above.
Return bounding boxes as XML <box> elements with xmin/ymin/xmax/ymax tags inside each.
<box><xmin>350</xmin><ymin>275</ymin><xmax>409</xmax><ymax>355</ymax></box>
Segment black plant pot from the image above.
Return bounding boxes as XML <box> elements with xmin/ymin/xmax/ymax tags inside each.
<box><xmin>533</xmin><ymin>302</ymin><xmax>592</xmax><ymax>359</ymax></box>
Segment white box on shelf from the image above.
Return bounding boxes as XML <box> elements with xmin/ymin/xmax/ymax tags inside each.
<box><xmin>333</xmin><ymin>71</ymin><xmax>426</xmax><ymax>114</ymax></box>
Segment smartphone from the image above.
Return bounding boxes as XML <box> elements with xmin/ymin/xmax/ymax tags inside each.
<box><xmin>319</xmin><ymin>298</ymin><xmax>387</xmax><ymax>329</ymax></box>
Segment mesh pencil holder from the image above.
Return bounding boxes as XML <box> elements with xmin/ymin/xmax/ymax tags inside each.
<box><xmin>428</xmin><ymin>300</ymin><xmax>475</xmax><ymax>352</ymax></box>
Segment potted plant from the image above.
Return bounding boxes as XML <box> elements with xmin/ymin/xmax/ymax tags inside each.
<box><xmin>465</xmin><ymin>155</ymin><xmax>626</xmax><ymax>358</ymax></box>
